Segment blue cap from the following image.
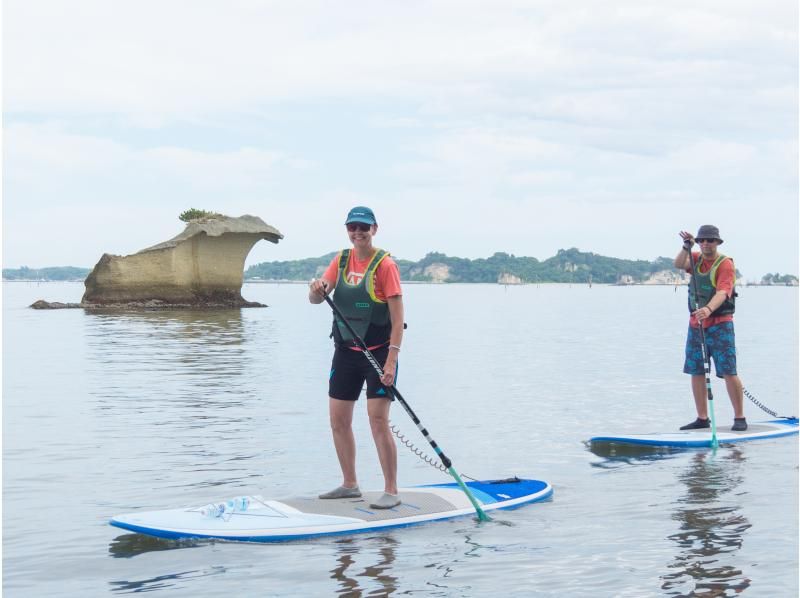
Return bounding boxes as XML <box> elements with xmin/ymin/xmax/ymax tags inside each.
<box><xmin>345</xmin><ymin>206</ymin><xmax>376</xmax><ymax>225</ymax></box>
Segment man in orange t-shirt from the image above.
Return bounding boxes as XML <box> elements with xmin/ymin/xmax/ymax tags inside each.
<box><xmin>674</xmin><ymin>225</ymin><xmax>746</xmax><ymax>432</ymax></box>
<box><xmin>308</xmin><ymin>206</ymin><xmax>404</xmax><ymax>510</ymax></box>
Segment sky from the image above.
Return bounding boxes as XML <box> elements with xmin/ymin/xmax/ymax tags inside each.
<box><xmin>3</xmin><ymin>0</ymin><xmax>798</xmax><ymax>281</ymax></box>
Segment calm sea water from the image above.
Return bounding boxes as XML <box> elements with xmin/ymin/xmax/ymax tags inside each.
<box><xmin>3</xmin><ymin>281</ymin><xmax>798</xmax><ymax>597</ymax></box>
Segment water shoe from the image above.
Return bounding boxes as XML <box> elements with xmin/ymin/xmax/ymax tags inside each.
<box><xmin>369</xmin><ymin>493</ymin><xmax>401</xmax><ymax>509</ymax></box>
<box><xmin>731</xmin><ymin>418</ymin><xmax>748</xmax><ymax>432</ymax></box>
<box><xmin>679</xmin><ymin>418</ymin><xmax>710</xmax><ymax>430</ymax></box>
<box><xmin>318</xmin><ymin>485</ymin><xmax>362</xmax><ymax>499</ymax></box>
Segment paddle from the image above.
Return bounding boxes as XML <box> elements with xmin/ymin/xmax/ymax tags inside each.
<box><xmin>686</xmin><ymin>244</ymin><xmax>720</xmax><ymax>449</ymax></box>
<box><xmin>320</xmin><ymin>288</ymin><xmax>491</xmax><ymax>522</ymax></box>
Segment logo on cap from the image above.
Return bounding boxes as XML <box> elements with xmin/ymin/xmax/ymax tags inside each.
<box><xmin>345</xmin><ymin>206</ymin><xmax>377</xmax><ymax>225</ymax></box>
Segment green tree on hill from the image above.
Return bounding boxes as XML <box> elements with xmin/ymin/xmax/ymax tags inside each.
<box><xmin>243</xmin><ymin>249</ymin><xmax>686</xmax><ymax>283</ymax></box>
<box><xmin>2</xmin><ymin>266</ymin><xmax>90</xmax><ymax>281</ymax></box>
<box><xmin>245</xmin><ymin>253</ymin><xmax>338</xmax><ymax>280</ymax></box>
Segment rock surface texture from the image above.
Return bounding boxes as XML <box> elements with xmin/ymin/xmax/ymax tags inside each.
<box><xmin>80</xmin><ymin>215</ymin><xmax>283</xmax><ymax>307</ymax></box>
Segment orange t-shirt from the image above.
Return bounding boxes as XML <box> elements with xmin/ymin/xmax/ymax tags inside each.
<box><xmin>685</xmin><ymin>252</ymin><xmax>735</xmax><ymax>328</ymax></box>
<box><xmin>322</xmin><ymin>250</ymin><xmax>402</xmax><ymax>300</ymax></box>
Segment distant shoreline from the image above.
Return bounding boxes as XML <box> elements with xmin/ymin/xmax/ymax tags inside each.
<box><xmin>5</xmin><ymin>249</ymin><xmax>797</xmax><ymax>286</ymax></box>
<box><xmin>5</xmin><ymin>279</ymin><xmax>798</xmax><ymax>288</ymax></box>
<box><xmin>3</xmin><ymin>279</ymin><xmax>86</xmax><ymax>283</ymax></box>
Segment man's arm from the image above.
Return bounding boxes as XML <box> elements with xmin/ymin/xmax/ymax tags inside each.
<box><xmin>705</xmin><ymin>259</ymin><xmax>734</xmax><ymax>312</ymax></box>
<box><xmin>674</xmin><ymin>231</ymin><xmax>694</xmax><ymax>270</ymax></box>
<box><xmin>674</xmin><ymin>249</ymin><xmax>691</xmax><ymax>270</ymax></box>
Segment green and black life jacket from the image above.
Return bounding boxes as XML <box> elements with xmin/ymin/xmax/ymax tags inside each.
<box><xmin>331</xmin><ymin>248</ymin><xmax>392</xmax><ymax>346</ymax></box>
<box><xmin>688</xmin><ymin>253</ymin><xmax>736</xmax><ymax>316</ymax></box>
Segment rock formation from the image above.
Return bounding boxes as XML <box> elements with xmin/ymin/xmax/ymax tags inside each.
<box><xmin>497</xmin><ymin>273</ymin><xmax>523</xmax><ymax>284</ymax></box>
<box><xmin>642</xmin><ymin>269</ymin><xmax>689</xmax><ymax>285</ymax></box>
<box><xmin>79</xmin><ymin>214</ymin><xmax>283</xmax><ymax>307</ymax></box>
<box><xmin>406</xmin><ymin>262</ymin><xmax>450</xmax><ymax>282</ymax></box>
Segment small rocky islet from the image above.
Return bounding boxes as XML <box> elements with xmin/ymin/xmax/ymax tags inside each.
<box><xmin>31</xmin><ymin>214</ymin><xmax>283</xmax><ymax>309</ymax></box>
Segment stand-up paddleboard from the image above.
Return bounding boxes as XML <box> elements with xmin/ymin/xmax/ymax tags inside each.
<box><xmin>110</xmin><ymin>477</ymin><xmax>552</xmax><ymax>542</ymax></box>
<box><xmin>589</xmin><ymin>418</ymin><xmax>798</xmax><ymax>450</ymax></box>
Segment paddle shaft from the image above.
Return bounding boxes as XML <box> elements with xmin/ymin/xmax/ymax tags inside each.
<box><xmin>321</xmin><ymin>291</ymin><xmax>491</xmax><ymax>522</ymax></box>
<box><xmin>686</xmin><ymin>247</ymin><xmax>719</xmax><ymax>449</ymax></box>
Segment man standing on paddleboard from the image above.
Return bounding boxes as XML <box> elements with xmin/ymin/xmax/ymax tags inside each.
<box><xmin>674</xmin><ymin>225</ymin><xmax>746</xmax><ymax>431</ymax></box>
<box><xmin>308</xmin><ymin>206</ymin><xmax>404</xmax><ymax>509</ymax></box>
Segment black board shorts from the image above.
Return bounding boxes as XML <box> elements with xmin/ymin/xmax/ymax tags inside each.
<box><xmin>328</xmin><ymin>345</ymin><xmax>395</xmax><ymax>401</ymax></box>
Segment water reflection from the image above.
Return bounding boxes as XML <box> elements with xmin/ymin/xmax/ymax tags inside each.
<box><xmin>82</xmin><ymin>308</ymin><xmax>260</xmax><ymax>410</ymax></box>
<box><xmin>330</xmin><ymin>536</ymin><xmax>399</xmax><ymax>597</ymax></box>
<box><xmin>84</xmin><ymin>309</ymin><xmax>250</xmax><ymax>371</ymax></box>
<box><xmin>82</xmin><ymin>308</ymin><xmax>251</xmax><ymax>351</ymax></box>
<box><xmin>588</xmin><ymin>441</ymin><xmax>684</xmax><ymax>469</ymax></box>
<box><xmin>108</xmin><ymin>565</ymin><xmax>225</xmax><ymax>593</ymax></box>
<box><xmin>108</xmin><ymin>533</ymin><xmax>203</xmax><ymax>558</ymax></box>
<box><xmin>84</xmin><ymin>308</ymin><xmax>276</xmax><ymax>492</ymax></box>
<box><xmin>85</xmin><ymin>307</ymin><xmax>248</xmax><ymax>330</ymax></box>
<box><xmin>661</xmin><ymin>449</ymin><xmax>751</xmax><ymax>596</ymax></box>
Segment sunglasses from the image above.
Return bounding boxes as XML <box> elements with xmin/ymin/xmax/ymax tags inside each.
<box><xmin>696</xmin><ymin>238</ymin><xmax>718</xmax><ymax>244</ymax></box>
<box><xmin>346</xmin><ymin>222</ymin><xmax>372</xmax><ymax>232</ymax></box>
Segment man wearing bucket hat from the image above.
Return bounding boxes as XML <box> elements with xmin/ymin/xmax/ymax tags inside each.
<box><xmin>674</xmin><ymin>225</ymin><xmax>746</xmax><ymax>431</ymax></box>
<box><xmin>308</xmin><ymin>206</ymin><xmax>405</xmax><ymax>509</ymax></box>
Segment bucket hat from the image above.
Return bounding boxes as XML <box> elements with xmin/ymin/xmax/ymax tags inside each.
<box><xmin>696</xmin><ymin>224</ymin><xmax>723</xmax><ymax>244</ymax></box>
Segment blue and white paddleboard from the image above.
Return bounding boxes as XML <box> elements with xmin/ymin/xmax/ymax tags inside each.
<box><xmin>589</xmin><ymin>418</ymin><xmax>798</xmax><ymax>449</ymax></box>
<box><xmin>110</xmin><ymin>477</ymin><xmax>552</xmax><ymax>542</ymax></box>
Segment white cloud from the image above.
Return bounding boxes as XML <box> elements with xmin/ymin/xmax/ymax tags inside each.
<box><xmin>3</xmin><ymin>0</ymin><xmax>797</xmax><ymax>277</ymax></box>
<box><xmin>5</xmin><ymin>123</ymin><xmax>129</xmax><ymax>183</ymax></box>
<box><xmin>4</xmin><ymin>123</ymin><xmax>298</xmax><ymax>194</ymax></box>
<box><xmin>665</xmin><ymin>139</ymin><xmax>756</xmax><ymax>172</ymax></box>
<box><xmin>6</xmin><ymin>1</ymin><xmax>795</xmax><ymax>118</ymax></box>
<box><xmin>142</xmin><ymin>146</ymin><xmax>288</xmax><ymax>191</ymax></box>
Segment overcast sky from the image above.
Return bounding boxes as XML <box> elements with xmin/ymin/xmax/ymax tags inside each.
<box><xmin>3</xmin><ymin>0</ymin><xmax>797</xmax><ymax>280</ymax></box>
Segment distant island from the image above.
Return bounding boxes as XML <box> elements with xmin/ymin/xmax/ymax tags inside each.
<box><xmin>243</xmin><ymin>249</ymin><xmax>798</xmax><ymax>286</ymax></box>
<box><xmin>3</xmin><ymin>266</ymin><xmax>91</xmax><ymax>281</ymax></box>
<box><xmin>4</xmin><ymin>249</ymin><xmax>798</xmax><ymax>286</ymax></box>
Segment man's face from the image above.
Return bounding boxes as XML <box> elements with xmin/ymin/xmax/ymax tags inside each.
<box><xmin>697</xmin><ymin>238</ymin><xmax>719</xmax><ymax>257</ymax></box>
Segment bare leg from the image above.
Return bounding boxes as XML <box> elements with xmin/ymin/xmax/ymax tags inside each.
<box><xmin>724</xmin><ymin>375</ymin><xmax>745</xmax><ymax>418</ymax></box>
<box><xmin>329</xmin><ymin>398</ymin><xmax>358</xmax><ymax>488</ymax></box>
<box><xmin>367</xmin><ymin>398</ymin><xmax>398</xmax><ymax>495</ymax></box>
<box><xmin>691</xmin><ymin>375</ymin><xmax>709</xmax><ymax>419</ymax></box>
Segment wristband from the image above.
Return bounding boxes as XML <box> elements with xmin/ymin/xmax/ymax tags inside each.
<box><xmin>388</xmin><ymin>344</ymin><xmax>401</xmax><ymax>352</ymax></box>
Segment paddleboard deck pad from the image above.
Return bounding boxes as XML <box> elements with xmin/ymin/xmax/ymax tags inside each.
<box><xmin>110</xmin><ymin>477</ymin><xmax>552</xmax><ymax>542</ymax></box>
<box><xmin>589</xmin><ymin>418</ymin><xmax>798</xmax><ymax>450</ymax></box>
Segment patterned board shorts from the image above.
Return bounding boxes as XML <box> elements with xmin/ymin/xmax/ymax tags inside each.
<box><xmin>684</xmin><ymin>321</ymin><xmax>737</xmax><ymax>378</ymax></box>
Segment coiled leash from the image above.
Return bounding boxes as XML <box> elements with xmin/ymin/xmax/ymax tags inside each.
<box><xmin>742</xmin><ymin>386</ymin><xmax>796</xmax><ymax>420</ymax></box>
<box><xmin>390</xmin><ymin>423</ymin><xmax>478</xmax><ymax>480</ymax></box>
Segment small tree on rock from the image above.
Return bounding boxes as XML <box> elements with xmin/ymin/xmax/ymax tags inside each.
<box><xmin>179</xmin><ymin>209</ymin><xmax>224</xmax><ymax>222</ymax></box>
